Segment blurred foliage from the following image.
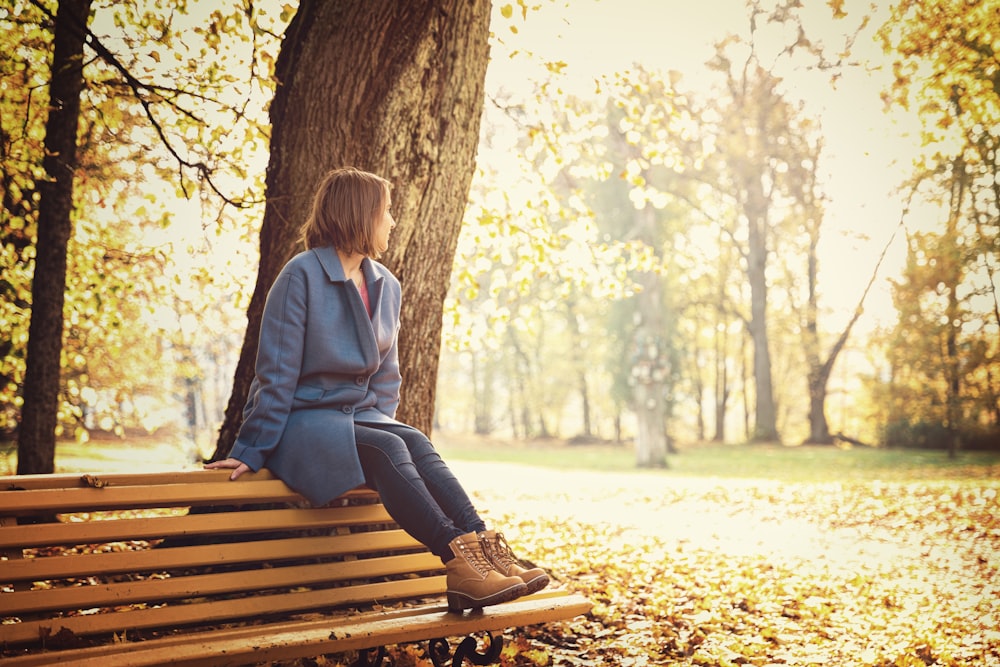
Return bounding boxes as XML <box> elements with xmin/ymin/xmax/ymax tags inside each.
<box><xmin>2</xmin><ymin>0</ymin><xmax>997</xmax><ymax>455</ymax></box>
<box><xmin>866</xmin><ymin>0</ymin><xmax>1000</xmax><ymax>451</ymax></box>
<box><xmin>441</xmin><ymin>0</ymin><xmax>865</xmax><ymax>449</ymax></box>
<box><xmin>0</xmin><ymin>0</ymin><xmax>283</xmax><ymax>445</ymax></box>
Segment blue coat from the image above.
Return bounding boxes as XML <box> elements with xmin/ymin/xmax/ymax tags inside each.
<box><xmin>229</xmin><ymin>246</ymin><xmax>404</xmax><ymax>506</ymax></box>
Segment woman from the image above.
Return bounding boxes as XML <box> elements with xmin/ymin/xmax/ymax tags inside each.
<box><xmin>207</xmin><ymin>167</ymin><xmax>548</xmax><ymax>612</ymax></box>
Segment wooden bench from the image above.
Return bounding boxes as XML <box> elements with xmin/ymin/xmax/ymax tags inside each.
<box><xmin>0</xmin><ymin>470</ymin><xmax>591</xmax><ymax>666</ymax></box>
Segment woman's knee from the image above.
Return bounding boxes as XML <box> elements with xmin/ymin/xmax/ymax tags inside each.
<box><xmin>357</xmin><ymin>428</ymin><xmax>410</xmax><ymax>460</ymax></box>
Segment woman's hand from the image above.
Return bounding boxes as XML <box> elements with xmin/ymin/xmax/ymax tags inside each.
<box><xmin>205</xmin><ymin>457</ymin><xmax>251</xmax><ymax>481</ymax></box>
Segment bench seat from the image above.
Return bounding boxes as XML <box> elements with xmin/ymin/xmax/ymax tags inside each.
<box><xmin>0</xmin><ymin>470</ymin><xmax>590</xmax><ymax>666</ymax></box>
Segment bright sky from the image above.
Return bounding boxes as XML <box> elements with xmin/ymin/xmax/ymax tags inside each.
<box><xmin>484</xmin><ymin>0</ymin><xmax>930</xmax><ymax>333</ymax></box>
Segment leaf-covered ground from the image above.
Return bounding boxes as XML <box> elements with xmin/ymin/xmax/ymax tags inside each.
<box><xmin>448</xmin><ymin>461</ymin><xmax>1000</xmax><ymax>667</ymax></box>
<box><xmin>6</xmin><ymin>441</ymin><xmax>997</xmax><ymax>666</ymax></box>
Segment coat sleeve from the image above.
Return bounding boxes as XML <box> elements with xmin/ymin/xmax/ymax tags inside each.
<box><xmin>229</xmin><ymin>271</ymin><xmax>306</xmax><ymax>471</ymax></box>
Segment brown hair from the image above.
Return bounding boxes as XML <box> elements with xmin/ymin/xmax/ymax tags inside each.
<box><xmin>300</xmin><ymin>167</ymin><xmax>391</xmax><ymax>255</ymax></box>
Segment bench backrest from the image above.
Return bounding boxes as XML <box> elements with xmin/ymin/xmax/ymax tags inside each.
<box><xmin>0</xmin><ymin>470</ymin><xmax>445</xmax><ymax>646</ymax></box>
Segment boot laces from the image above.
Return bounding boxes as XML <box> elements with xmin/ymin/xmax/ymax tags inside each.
<box><xmin>486</xmin><ymin>532</ymin><xmax>522</xmax><ymax>569</ymax></box>
<box><xmin>458</xmin><ymin>538</ymin><xmax>494</xmax><ymax>576</ymax></box>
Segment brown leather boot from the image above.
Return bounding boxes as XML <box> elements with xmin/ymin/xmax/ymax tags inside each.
<box><xmin>446</xmin><ymin>532</ymin><xmax>527</xmax><ymax>611</ymax></box>
<box><xmin>479</xmin><ymin>529</ymin><xmax>550</xmax><ymax>595</ymax></box>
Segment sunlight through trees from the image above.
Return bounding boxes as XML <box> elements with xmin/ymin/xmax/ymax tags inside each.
<box><xmin>1</xmin><ymin>0</ymin><xmax>997</xmax><ymax>468</ymax></box>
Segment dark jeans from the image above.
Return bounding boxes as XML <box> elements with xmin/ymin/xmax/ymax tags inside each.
<box><xmin>355</xmin><ymin>423</ymin><xmax>486</xmax><ymax>563</ymax></box>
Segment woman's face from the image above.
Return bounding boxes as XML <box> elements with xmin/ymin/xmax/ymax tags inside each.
<box><xmin>373</xmin><ymin>192</ymin><xmax>395</xmax><ymax>256</ymax></box>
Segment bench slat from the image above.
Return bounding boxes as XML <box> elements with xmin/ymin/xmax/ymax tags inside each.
<box><xmin>1</xmin><ymin>590</ymin><xmax>583</xmax><ymax>663</ymax></box>
<box><xmin>3</xmin><ymin>552</ymin><xmax>444</xmax><ymax>615</ymax></box>
<box><xmin>0</xmin><ymin>575</ymin><xmax>448</xmax><ymax>645</ymax></box>
<box><xmin>0</xmin><ymin>481</ymin><xmax>304</xmax><ymax>514</ymax></box>
<box><xmin>0</xmin><ymin>592</ymin><xmax>593</xmax><ymax>667</ymax></box>
<box><xmin>0</xmin><ymin>504</ymin><xmax>395</xmax><ymax>549</ymax></box>
<box><xmin>1</xmin><ymin>471</ymin><xmax>375</xmax><ymax>504</ymax></box>
<box><xmin>1</xmin><ymin>530</ymin><xmax>422</xmax><ymax>583</ymax></box>
<box><xmin>2</xmin><ymin>470</ymin><xmax>287</xmax><ymax>490</ymax></box>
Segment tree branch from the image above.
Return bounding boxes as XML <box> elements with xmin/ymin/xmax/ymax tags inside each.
<box><xmin>29</xmin><ymin>0</ymin><xmax>260</xmax><ymax>208</ymax></box>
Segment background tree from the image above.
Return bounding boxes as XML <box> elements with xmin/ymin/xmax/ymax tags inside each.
<box><xmin>438</xmin><ymin>4</ymin><xmax>845</xmax><ymax>452</ymax></box>
<box><xmin>871</xmin><ymin>0</ymin><xmax>1000</xmax><ymax>453</ymax></box>
<box><xmin>1</xmin><ymin>4</ymin><xmax>51</xmax><ymax>437</ymax></box>
<box><xmin>213</xmin><ymin>0</ymin><xmax>493</xmax><ymax>458</ymax></box>
<box><xmin>16</xmin><ymin>0</ymin><xmax>93</xmax><ymax>474</ymax></box>
<box><xmin>602</xmin><ymin>0</ymin><xmax>879</xmax><ymax>448</ymax></box>
<box><xmin>5</xmin><ymin>1</ymin><xmax>275</xmax><ymax>471</ymax></box>
<box><xmin>590</xmin><ymin>58</ymin><xmax>818</xmax><ymax>446</ymax></box>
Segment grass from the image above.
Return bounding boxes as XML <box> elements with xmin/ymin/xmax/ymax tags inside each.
<box><xmin>0</xmin><ymin>435</ymin><xmax>201</xmax><ymax>476</ymax></box>
<box><xmin>3</xmin><ymin>431</ymin><xmax>999</xmax><ymax>482</ymax></box>
<box><xmin>433</xmin><ymin>431</ymin><xmax>1000</xmax><ymax>483</ymax></box>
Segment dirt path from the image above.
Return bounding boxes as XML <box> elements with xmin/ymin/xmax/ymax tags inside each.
<box><xmin>452</xmin><ymin>460</ymin><xmax>921</xmax><ymax>574</ymax></box>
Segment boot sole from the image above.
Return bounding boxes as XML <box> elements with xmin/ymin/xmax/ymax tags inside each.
<box><xmin>522</xmin><ymin>573</ymin><xmax>550</xmax><ymax>595</ymax></box>
<box><xmin>446</xmin><ymin>582</ymin><xmax>528</xmax><ymax>612</ymax></box>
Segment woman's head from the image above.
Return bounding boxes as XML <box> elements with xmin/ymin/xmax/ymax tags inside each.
<box><xmin>301</xmin><ymin>167</ymin><xmax>393</xmax><ymax>256</ymax></box>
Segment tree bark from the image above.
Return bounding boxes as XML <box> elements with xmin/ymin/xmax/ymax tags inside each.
<box><xmin>214</xmin><ymin>0</ymin><xmax>491</xmax><ymax>459</ymax></box>
<box><xmin>564</xmin><ymin>297</ymin><xmax>593</xmax><ymax>438</ymax></box>
<box><xmin>712</xmin><ymin>236</ymin><xmax>732</xmax><ymax>442</ymax></box>
<box><xmin>17</xmin><ymin>0</ymin><xmax>92</xmax><ymax>475</ymax></box>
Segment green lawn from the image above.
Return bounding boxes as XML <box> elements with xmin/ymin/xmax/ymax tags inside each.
<box><xmin>0</xmin><ymin>435</ymin><xmax>201</xmax><ymax>476</ymax></box>
<box><xmin>3</xmin><ymin>433</ymin><xmax>998</xmax><ymax>482</ymax></box>
<box><xmin>433</xmin><ymin>432</ymin><xmax>1000</xmax><ymax>483</ymax></box>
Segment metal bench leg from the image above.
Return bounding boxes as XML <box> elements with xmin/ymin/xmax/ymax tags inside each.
<box><xmin>429</xmin><ymin>632</ymin><xmax>503</xmax><ymax>666</ymax></box>
<box><xmin>350</xmin><ymin>645</ymin><xmax>386</xmax><ymax>667</ymax></box>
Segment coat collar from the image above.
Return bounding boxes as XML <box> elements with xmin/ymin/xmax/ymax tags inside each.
<box><xmin>311</xmin><ymin>246</ymin><xmax>387</xmax><ymax>350</ymax></box>
<box><xmin>312</xmin><ymin>246</ymin><xmax>384</xmax><ymax>288</ymax></box>
<box><xmin>313</xmin><ymin>246</ymin><xmax>347</xmax><ymax>282</ymax></box>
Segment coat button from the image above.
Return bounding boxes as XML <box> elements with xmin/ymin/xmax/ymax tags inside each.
<box><xmin>342</xmin><ymin>405</ymin><xmax>353</xmax><ymax>414</ymax></box>
<box><xmin>355</xmin><ymin>376</ymin><xmax>366</xmax><ymax>385</ymax></box>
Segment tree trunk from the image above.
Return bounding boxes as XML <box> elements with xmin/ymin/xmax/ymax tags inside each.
<box><xmin>741</xmin><ymin>333</ymin><xmax>751</xmax><ymax>440</ymax></box>
<box><xmin>214</xmin><ymin>0</ymin><xmax>491</xmax><ymax>459</ymax></box>
<box><xmin>712</xmin><ymin>318</ymin><xmax>729</xmax><ymax>442</ymax></box>
<box><xmin>691</xmin><ymin>344</ymin><xmax>705</xmax><ymax>442</ymax></box>
<box><xmin>745</xmin><ymin>199</ymin><xmax>779</xmax><ymax>442</ymax></box>
<box><xmin>564</xmin><ymin>297</ymin><xmax>592</xmax><ymax>438</ymax></box>
<box><xmin>801</xmin><ymin>165</ymin><xmax>834</xmax><ymax>446</ymax></box>
<box><xmin>471</xmin><ymin>353</ymin><xmax>493</xmax><ymax>435</ymax></box>
<box><xmin>16</xmin><ymin>0</ymin><xmax>92</xmax><ymax>475</ymax></box>
<box><xmin>802</xmin><ymin>164</ymin><xmax>903</xmax><ymax>445</ymax></box>
<box><xmin>736</xmin><ymin>74</ymin><xmax>781</xmax><ymax>444</ymax></box>
<box><xmin>944</xmin><ymin>155</ymin><xmax>967</xmax><ymax>459</ymax></box>
<box><xmin>712</xmin><ymin>254</ymin><xmax>730</xmax><ymax>442</ymax></box>
<box><xmin>632</xmin><ymin>207</ymin><xmax>669</xmax><ymax>468</ymax></box>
